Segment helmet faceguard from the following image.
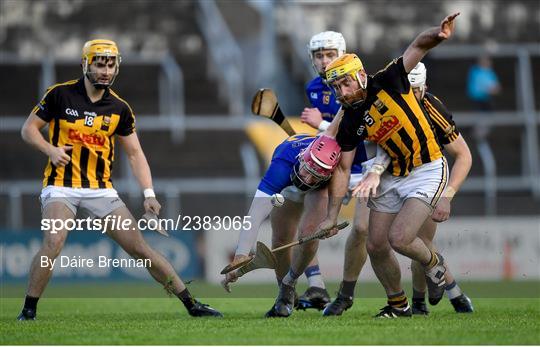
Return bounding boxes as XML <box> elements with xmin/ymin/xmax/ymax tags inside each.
<box><xmin>308</xmin><ymin>31</ymin><xmax>346</xmax><ymax>78</ymax></box>
<box><xmin>408</xmin><ymin>62</ymin><xmax>427</xmax><ymax>100</ymax></box>
<box><xmin>81</xmin><ymin>39</ymin><xmax>121</xmax><ymax>89</ymax></box>
<box><xmin>291</xmin><ymin>135</ymin><xmax>342</xmax><ymax>191</ymax></box>
<box><xmin>325</xmin><ymin>54</ymin><xmax>367</xmax><ymax>107</ymax></box>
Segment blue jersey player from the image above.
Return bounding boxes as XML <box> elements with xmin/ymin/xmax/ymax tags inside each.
<box><xmin>231</xmin><ymin>134</ymin><xmax>341</xmax><ymax>260</ymax></box>
<box><xmin>224</xmin><ymin>33</ymin><xmax>385</xmax><ymax>318</ymax></box>
<box><xmin>223</xmin><ymin>135</ymin><xmax>343</xmax><ymax>301</ymax></box>
<box><xmin>223</xmin><ymin>115</ymin><xmax>391</xmax><ymax>318</ymax></box>
<box><xmin>296</xmin><ymin>31</ymin><xmax>372</xmax><ymax>312</ymax></box>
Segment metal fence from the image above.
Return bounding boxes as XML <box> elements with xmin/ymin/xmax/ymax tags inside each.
<box><xmin>0</xmin><ymin>53</ymin><xmax>259</xmax><ymax>229</ymax></box>
<box><xmin>430</xmin><ymin>44</ymin><xmax>540</xmax><ymax>214</ymax></box>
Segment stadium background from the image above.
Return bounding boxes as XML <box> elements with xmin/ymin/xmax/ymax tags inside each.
<box><xmin>1</xmin><ymin>0</ymin><xmax>539</xmax><ymax>294</ymax></box>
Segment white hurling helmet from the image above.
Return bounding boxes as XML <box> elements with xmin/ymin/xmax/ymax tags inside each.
<box><xmin>308</xmin><ymin>31</ymin><xmax>346</xmax><ymax>77</ymax></box>
<box><xmin>408</xmin><ymin>62</ymin><xmax>427</xmax><ymax>98</ymax></box>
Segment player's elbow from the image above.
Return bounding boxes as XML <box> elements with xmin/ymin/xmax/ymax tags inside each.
<box><xmin>463</xmin><ymin>146</ymin><xmax>472</xmax><ymax>165</ymax></box>
<box><xmin>456</xmin><ymin>143</ymin><xmax>473</xmax><ymax>172</ymax></box>
<box><xmin>122</xmin><ymin>142</ymin><xmax>143</xmax><ymax>161</ymax></box>
<box><xmin>335</xmin><ymin>164</ymin><xmax>350</xmax><ymax>182</ymax></box>
<box><xmin>20</xmin><ymin>125</ymin><xmax>27</xmax><ymax>143</ymax></box>
<box><xmin>329</xmin><ymin>166</ymin><xmax>349</xmax><ymax>194</ymax></box>
<box><xmin>339</xmin><ymin>156</ymin><xmax>353</xmax><ymax>173</ymax></box>
<box><xmin>126</xmin><ymin>151</ymin><xmax>141</xmax><ymax>164</ymax></box>
<box><xmin>462</xmin><ymin>150</ymin><xmax>473</xmax><ymax>173</ymax></box>
<box><xmin>20</xmin><ymin>121</ymin><xmax>33</xmax><ymax>144</ymax></box>
<box><xmin>336</xmin><ymin>163</ymin><xmax>351</xmax><ymax>176</ymax></box>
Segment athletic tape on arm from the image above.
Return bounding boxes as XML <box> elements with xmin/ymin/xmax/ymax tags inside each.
<box><xmin>372</xmin><ymin>145</ymin><xmax>391</xmax><ymax>170</ymax></box>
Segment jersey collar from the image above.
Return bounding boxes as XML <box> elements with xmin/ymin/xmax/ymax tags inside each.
<box><xmin>77</xmin><ymin>77</ymin><xmax>111</xmax><ymax>104</ymax></box>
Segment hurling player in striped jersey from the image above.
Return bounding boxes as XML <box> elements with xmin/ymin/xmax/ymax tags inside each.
<box><xmin>408</xmin><ymin>62</ymin><xmax>474</xmax><ymax>314</ymax></box>
<box><xmin>298</xmin><ymin>31</ymin><xmax>369</xmax><ymax>311</ymax></box>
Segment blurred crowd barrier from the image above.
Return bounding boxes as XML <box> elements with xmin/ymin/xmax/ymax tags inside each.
<box><xmin>205</xmin><ymin>217</ymin><xmax>540</xmax><ymax>283</ymax></box>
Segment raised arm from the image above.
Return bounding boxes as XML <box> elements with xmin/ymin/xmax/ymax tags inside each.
<box><xmin>402</xmin><ymin>12</ymin><xmax>460</xmax><ymax>73</ymax></box>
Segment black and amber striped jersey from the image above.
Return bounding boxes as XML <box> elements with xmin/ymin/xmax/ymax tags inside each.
<box><xmin>336</xmin><ymin>57</ymin><xmax>443</xmax><ymax>176</ymax></box>
<box><xmin>421</xmin><ymin>92</ymin><xmax>459</xmax><ymax>146</ymax></box>
<box><xmin>32</xmin><ymin>78</ymin><xmax>135</xmax><ymax>188</ymax></box>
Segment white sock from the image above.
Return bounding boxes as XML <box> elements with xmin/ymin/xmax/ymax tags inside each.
<box><xmin>304</xmin><ymin>265</ymin><xmax>325</xmax><ymax>289</ymax></box>
<box><xmin>307</xmin><ymin>274</ymin><xmax>325</xmax><ymax>289</ymax></box>
<box><xmin>445</xmin><ymin>281</ymin><xmax>463</xmax><ymax>300</ymax></box>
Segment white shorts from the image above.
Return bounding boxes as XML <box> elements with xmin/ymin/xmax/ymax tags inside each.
<box><xmin>368</xmin><ymin>157</ymin><xmax>448</xmax><ymax>213</ymax></box>
<box><xmin>40</xmin><ymin>186</ymin><xmax>125</xmax><ymax>218</ymax></box>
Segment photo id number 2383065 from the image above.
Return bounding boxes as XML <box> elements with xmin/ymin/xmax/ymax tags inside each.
<box><xmin>174</xmin><ymin>215</ymin><xmax>252</xmax><ymax>231</ymax></box>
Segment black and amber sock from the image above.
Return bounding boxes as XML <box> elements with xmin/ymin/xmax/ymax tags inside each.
<box><xmin>425</xmin><ymin>250</ymin><xmax>438</xmax><ymax>269</ymax></box>
<box><xmin>412</xmin><ymin>289</ymin><xmax>426</xmax><ymax>303</ymax></box>
<box><xmin>177</xmin><ymin>288</ymin><xmax>195</xmax><ymax>310</ymax></box>
<box><xmin>387</xmin><ymin>291</ymin><xmax>408</xmax><ymax>309</ymax></box>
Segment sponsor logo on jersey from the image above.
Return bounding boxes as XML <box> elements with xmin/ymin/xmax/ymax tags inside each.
<box><xmin>371</xmin><ymin>115</ymin><xmax>400</xmax><ymax>142</ymax></box>
<box><xmin>65</xmin><ymin>108</ymin><xmax>79</xmax><ymax>117</ymax></box>
<box><xmin>310</xmin><ymin>92</ymin><xmax>318</xmax><ymax>99</ymax></box>
<box><xmin>357</xmin><ymin>125</ymin><xmax>365</xmax><ymax>136</ymax></box>
<box><xmin>68</xmin><ymin>129</ymin><xmax>105</xmax><ymax>146</ymax></box>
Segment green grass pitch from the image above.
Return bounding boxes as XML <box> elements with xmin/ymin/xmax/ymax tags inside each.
<box><xmin>1</xmin><ymin>282</ymin><xmax>539</xmax><ymax>345</ymax></box>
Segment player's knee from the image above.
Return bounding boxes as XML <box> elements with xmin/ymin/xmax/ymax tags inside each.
<box><xmin>127</xmin><ymin>243</ymin><xmax>152</xmax><ymax>260</ymax></box>
<box><xmin>352</xmin><ymin>222</ymin><xmax>368</xmax><ymax>241</ymax></box>
<box><xmin>366</xmin><ymin>238</ymin><xmax>387</xmax><ymax>258</ymax></box>
<box><xmin>302</xmin><ymin>239</ymin><xmax>319</xmax><ymax>254</ymax></box>
<box><xmin>272</xmin><ymin>232</ymin><xmax>292</xmax><ymax>248</ymax></box>
<box><xmin>43</xmin><ymin>237</ymin><xmax>66</xmax><ymax>258</ymax></box>
<box><xmin>388</xmin><ymin>232</ymin><xmax>408</xmax><ymax>252</ymax></box>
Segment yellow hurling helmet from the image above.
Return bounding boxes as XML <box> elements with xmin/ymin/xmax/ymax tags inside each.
<box><xmin>325</xmin><ymin>53</ymin><xmax>364</xmax><ymax>84</ymax></box>
<box><xmin>81</xmin><ymin>39</ymin><xmax>121</xmax><ymax>89</ymax></box>
<box><xmin>325</xmin><ymin>54</ymin><xmax>367</xmax><ymax>107</ymax></box>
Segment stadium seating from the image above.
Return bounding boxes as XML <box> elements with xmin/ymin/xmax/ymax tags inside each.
<box><xmin>1</xmin><ymin>0</ymin><xmax>539</xmax><ymax>228</ymax></box>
